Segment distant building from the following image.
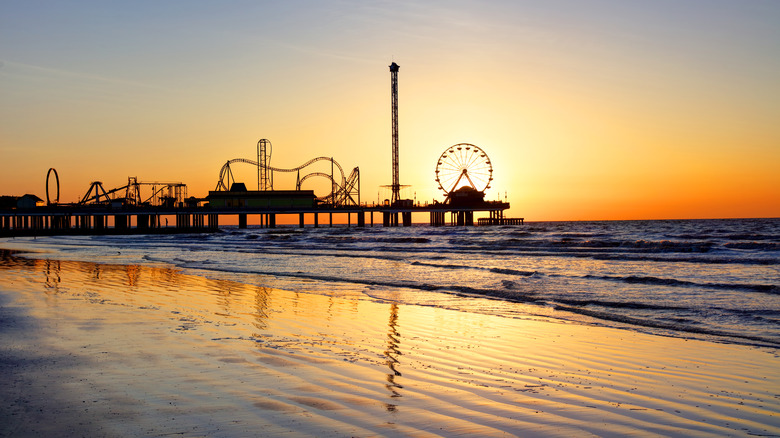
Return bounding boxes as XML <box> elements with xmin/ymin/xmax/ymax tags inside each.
<box><xmin>0</xmin><ymin>194</ymin><xmax>45</xmax><ymax>210</ymax></box>
<box><xmin>447</xmin><ymin>186</ymin><xmax>486</xmax><ymax>207</ymax></box>
<box><xmin>208</xmin><ymin>184</ymin><xmax>316</xmax><ymax>209</ymax></box>
<box><xmin>18</xmin><ymin>194</ymin><xmax>45</xmax><ymax>209</ymax></box>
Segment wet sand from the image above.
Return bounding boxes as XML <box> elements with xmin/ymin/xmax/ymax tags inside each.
<box><xmin>1</xmin><ymin>251</ymin><xmax>778</xmax><ymax>437</ymax></box>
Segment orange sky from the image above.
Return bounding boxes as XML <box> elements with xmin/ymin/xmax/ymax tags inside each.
<box><xmin>2</xmin><ymin>1</ymin><xmax>779</xmax><ymax>221</ymax></box>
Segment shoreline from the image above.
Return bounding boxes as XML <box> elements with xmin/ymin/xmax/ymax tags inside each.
<box><xmin>1</xmin><ymin>250</ymin><xmax>779</xmax><ymax>436</ymax></box>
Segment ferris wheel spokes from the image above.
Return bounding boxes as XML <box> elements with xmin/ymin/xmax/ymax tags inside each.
<box><xmin>435</xmin><ymin>143</ymin><xmax>493</xmax><ymax>195</ymax></box>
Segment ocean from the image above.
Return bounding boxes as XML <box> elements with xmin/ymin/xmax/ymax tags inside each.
<box><xmin>6</xmin><ymin>218</ymin><xmax>779</xmax><ymax>348</ymax></box>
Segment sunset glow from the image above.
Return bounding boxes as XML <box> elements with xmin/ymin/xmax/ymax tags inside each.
<box><xmin>2</xmin><ymin>1</ymin><xmax>778</xmax><ymax>220</ymax></box>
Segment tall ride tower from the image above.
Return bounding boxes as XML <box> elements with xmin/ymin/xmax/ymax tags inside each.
<box><xmin>389</xmin><ymin>62</ymin><xmax>400</xmax><ymax>205</ymax></box>
<box><xmin>257</xmin><ymin>138</ymin><xmax>272</xmax><ymax>191</ymax></box>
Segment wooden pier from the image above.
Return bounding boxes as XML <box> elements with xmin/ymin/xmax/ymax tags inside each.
<box><xmin>0</xmin><ymin>201</ymin><xmax>518</xmax><ymax>237</ymax></box>
<box><xmin>476</xmin><ymin>217</ymin><xmax>524</xmax><ymax>226</ymax></box>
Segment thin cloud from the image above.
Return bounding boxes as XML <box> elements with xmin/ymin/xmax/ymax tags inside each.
<box><xmin>0</xmin><ymin>59</ymin><xmax>176</xmax><ymax>93</ymax></box>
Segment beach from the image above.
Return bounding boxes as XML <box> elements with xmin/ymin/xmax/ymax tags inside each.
<box><xmin>1</xmin><ymin>250</ymin><xmax>778</xmax><ymax>437</ymax></box>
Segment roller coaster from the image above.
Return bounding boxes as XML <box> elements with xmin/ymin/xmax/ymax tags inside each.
<box><xmin>214</xmin><ymin>139</ymin><xmax>360</xmax><ymax>207</ymax></box>
<box><xmin>78</xmin><ymin>177</ymin><xmax>187</xmax><ymax>207</ymax></box>
<box><xmin>45</xmin><ymin>168</ymin><xmax>188</xmax><ymax>208</ymax></box>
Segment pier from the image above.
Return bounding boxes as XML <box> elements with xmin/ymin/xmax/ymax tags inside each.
<box><xmin>1</xmin><ymin>63</ymin><xmax>525</xmax><ymax>238</ymax></box>
<box><xmin>0</xmin><ymin>201</ymin><xmax>517</xmax><ymax>237</ymax></box>
<box><xmin>477</xmin><ymin>217</ymin><xmax>525</xmax><ymax>226</ymax></box>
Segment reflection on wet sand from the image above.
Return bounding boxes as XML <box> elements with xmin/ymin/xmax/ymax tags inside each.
<box><xmin>384</xmin><ymin>302</ymin><xmax>403</xmax><ymax>411</ymax></box>
<box><xmin>253</xmin><ymin>286</ymin><xmax>271</xmax><ymax>332</ymax></box>
<box><xmin>124</xmin><ymin>264</ymin><xmax>140</xmax><ymax>286</ymax></box>
<box><xmin>44</xmin><ymin>259</ymin><xmax>61</xmax><ymax>291</ymax></box>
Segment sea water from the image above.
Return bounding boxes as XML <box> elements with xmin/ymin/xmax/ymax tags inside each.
<box><xmin>6</xmin><ymin>218</ymin><xmax>779</xmax><ymax>348</ymax></box>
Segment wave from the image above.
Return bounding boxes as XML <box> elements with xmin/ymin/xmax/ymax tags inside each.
<box><xmin>488</xmin><ymin>267</ymin><xmax>542</xmax><ymax>277</ymax></box>
<box><xmin>552</xmin><ymin>297</ymin><xmax>684</xmax><ymax>311</ymax></box>
<box><xmin>724</xmin><ymin>233</ymin><xmax>780</xmax><ymax>241</ymax></box>
<box><xmin>585</xmin><ymin>274</ymin><xmax>779</xmax><ymax>294</ymax></box>
<box><xmin>501</xmin><ymin>238</ymin><xmax>717</xmax><ymax>253</ymax></box>
<box><xmin>670</xmin><ymin>232</ymin><xmax>780</xmax><ymax>241</ymax></box>
<box><xmin>371</xmin><ymin>237</ymin><xmax>432</xmax><ymax>244</ymax></box>
<box><xmin>467</xmin><ymin>248</ymin><xmax>778</xmax><ymax>266</ymax></box>
<box><xmin>588</xmin><ymin>239</ymin><xmax>710</xmax><ymax>252</ymax></box>
<box><xmin>409</xmin><ymin>261</ymin><xmax>540</xmax><ymax>277</ymax></box>
<box><xmin>201</xmin><ymin>224</ymin><xmax>780</xmax><ymax>268</ymax></box>
<box><xmin>724</xmin><ymin>242</ymin><xmax>780</xmax><ymax>250</ymax></box>
<box><xmin>590</xmin><ymin>253</ymin><xmax>779</xmax><ymax>266</ymax></box>
<box><xmin>552</xmin><ymin>304</ymin><xmax>780</xmax><ymax>348</ymax></box>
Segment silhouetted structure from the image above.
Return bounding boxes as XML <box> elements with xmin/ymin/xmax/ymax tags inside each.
<box><xmin>0</xmin><ymin>62</ymin><xmax>522</xmax><ymax>237</ymax></box>
<box><xmin>389</xmin><ymin>62</ymin><xmax>400</xmax><ymax>205</ymax></box>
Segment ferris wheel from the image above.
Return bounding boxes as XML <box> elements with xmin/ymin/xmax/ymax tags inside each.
<box><xmin>435</xmin><ymin>143</ymin><xmax>493</xmax><ymax>195</ymax></box>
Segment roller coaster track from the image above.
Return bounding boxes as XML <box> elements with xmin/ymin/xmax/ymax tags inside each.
<box><xmin>215</xmin><ymin>157</ymin><xmax>360</xmax><ymax>206</ymax></box>
<box><xmin>78</xmin><ymin>177</ymin><xmax>186</xmax><ymax>207</ymax></box>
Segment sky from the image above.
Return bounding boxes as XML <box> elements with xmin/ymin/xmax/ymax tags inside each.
<box><xmin>1</xmin><ymin>0</ymin><xmax>779</xmax><ymax>221</ymax></box>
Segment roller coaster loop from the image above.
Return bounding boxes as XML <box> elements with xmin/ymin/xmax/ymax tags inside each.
<box><xmin>46</xmin><ymin>168</ymin><xmax>60</xmax><ymax>205</ymax></box>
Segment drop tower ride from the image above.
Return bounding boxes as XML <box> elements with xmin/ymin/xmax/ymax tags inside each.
<box><xmin>389</xmin><ymin>62</ymin><xmax>400</xmax><ymax>205</ymax></box>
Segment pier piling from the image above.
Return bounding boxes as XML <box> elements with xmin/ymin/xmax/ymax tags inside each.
<box><xmin>1</xmin><ymin>200</ymin><xmax>517</xmax><ymax>237</ymax></box>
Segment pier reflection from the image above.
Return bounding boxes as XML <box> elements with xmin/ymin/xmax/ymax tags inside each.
<box><xmin>44</xmin><ymin>259</ymin><xmax>61</xmax><ymax>292</ymax></box>
<box><xmin>384</xmin><ymin>303</ymin><xmax>403</xmax><ymax>411</ymax></box>
<box><xmin>252</xmin><ymin>286</ymin><xmax>271</xmax><ymax>332</ymax></box>
<box><xmin>124</xmin><ymin>265</ymin><xmax>140</xmax><ymax>286</ymax></box>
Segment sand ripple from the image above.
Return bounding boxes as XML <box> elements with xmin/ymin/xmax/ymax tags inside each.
<box><xmin>1</xmin><ymin>253</ymin><xmax>779</xmax><ymax>437</ymax></box>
